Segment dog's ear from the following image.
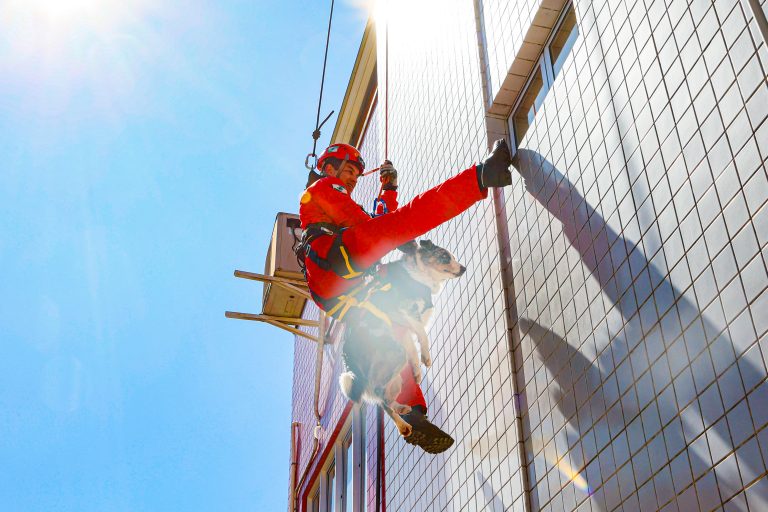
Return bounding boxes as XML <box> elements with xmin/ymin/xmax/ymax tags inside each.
<box><xmin>419</xmin><ymin>240</ymin><xmax>435</xmax><ymax>249</ymax></box>
<box><xmin>398</xmin><ymin>240</ymin><xmax>418</xmax><ymax>254</ymax></box>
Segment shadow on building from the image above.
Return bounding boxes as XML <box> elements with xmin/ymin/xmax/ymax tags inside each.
<box><xmin>511</xmin><ymin>149</ymin><xmax>767</xmax><ymax>510</ymax></box>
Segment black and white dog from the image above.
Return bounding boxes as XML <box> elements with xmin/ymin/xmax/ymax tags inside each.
<box><xmin>338</xmin><ymin>239</ymin><xmax>465</xmax><ymax>436</ymax></box>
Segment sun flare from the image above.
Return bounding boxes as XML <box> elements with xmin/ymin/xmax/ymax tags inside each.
<box><xmin>29</xmin><ymin>0</ymin><xmax>102</xmax><ymax>16</ymax></box>
<box><xmin>4</xmin><ymin>0</ymin><xmax>137</xmax><ymax>36</ymax></box>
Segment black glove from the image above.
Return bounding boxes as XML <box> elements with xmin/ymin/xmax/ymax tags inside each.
<box><xmin>379</xmin><ymin>160</ymin><xmax>398</xmax><ymax>190</ymax></box>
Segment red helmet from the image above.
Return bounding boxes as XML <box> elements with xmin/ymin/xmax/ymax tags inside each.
<box><xmin>317</xmin><ymin>143</ymin><xmax>366</xmax><ymax>174</ymax></box>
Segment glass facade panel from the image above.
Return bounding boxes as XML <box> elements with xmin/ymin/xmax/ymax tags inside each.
<box><xmin>360</xmin><ymin>410</ymin><xmax>366</xmax><ymax>512</ymax></box>
<box><xmin>327</xmin><ymin>463</ymin><xmax>335</xmax><ymax>512</ymax></box>
<box><xmin>513</xmin><ymin>65</ymin><xmax>546</xmax><ymax>143</ymax></box>
<box><xmin>344</xmin><ymin>435</ymin><xmax>353</xmax><ymax>512</ymax></box>
<box><xmin>550</xmin><ymin>8</ymin><xmax>579</xmax><ymax>79</ymax></box>
<box><xmin>311</xmin><ymin>490</ymin><xmax>320</xmax><ymax>512</ymax></box>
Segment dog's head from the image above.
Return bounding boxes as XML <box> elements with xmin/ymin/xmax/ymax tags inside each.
<box><xmin>398</xmin><ymin>240</ymin><xmax>466</xmax><ymax>284</ymax></box>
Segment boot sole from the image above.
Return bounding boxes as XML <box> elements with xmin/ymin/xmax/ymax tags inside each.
<box><xmin>403</xmin><ymin>420</ymin><xmax>455</xmax><ymax>454</ymax></box>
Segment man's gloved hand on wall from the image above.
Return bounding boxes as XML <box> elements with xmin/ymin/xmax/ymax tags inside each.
<box><xmin>380</xmin><ymin>160</ymin><xmax>398</xmax><ymax>190</ymax></box>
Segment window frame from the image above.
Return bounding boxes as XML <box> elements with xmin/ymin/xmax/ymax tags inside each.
<box><xmin>342</xmin><ymin>431</ymin><xmax>353</xmax><ymax>511</ymax></box>
<box><xmin>306</xmin><ymin>405</ymin><xmax>367</xmax><ymax>512</ymax></box>
<box><xmin>324</xmin><ymin>457</ymin><xmax>336</xmax><ymax>512</ymax></box>
<box><xmin>509</xmin><ymin>3</ymin><xmax>579</xmax><ymax>148</ymax></box>
<box><xmin>310</xmin><ymin>489</ymin><xmax>320</xmax><ymax>512</ymax></box>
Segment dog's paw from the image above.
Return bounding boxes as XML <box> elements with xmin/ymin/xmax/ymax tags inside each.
<box><xmin>413</xmin><ymin>367</ymin><xmax>423</xmax><ymax>383</ymax></box>
<box><xmin>421</xmin><ymin>353</ymin><xmax>432</xmax><ymax>368</ymax></box>
<box><xmin>398</xmin><ymin>422</ymin><xmax>413</xmax><ymax>438</ymax></box>
<box><xmin>392</xmin><ymin>403</ymin><xmax>412</xmax><ymax>415</ymax></box>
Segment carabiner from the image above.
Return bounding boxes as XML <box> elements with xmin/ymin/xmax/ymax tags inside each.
<box><xmin>372</xmin><ymin>198</ymin><xmax>389</xmax><ymax>217</ymax></box>
<box><xmin>305</xmin><ymin>153</ymin><xmax>318</xmax><ymax>171</ymax></box>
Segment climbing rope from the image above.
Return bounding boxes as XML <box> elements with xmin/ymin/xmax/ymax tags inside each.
<box><xmin>305</xmin><ymin>0</ymin><xmax>338</xmax><ymax>171</ymax></box>
<box><xmin>371</xmin><ymin>6</ymin><xmax>390</xmax><ymax>216</ymax></box>
<box><xmin>384</xmin><ymin>7</ymin><xmax>389</xmax><ymax>161</ymax></box>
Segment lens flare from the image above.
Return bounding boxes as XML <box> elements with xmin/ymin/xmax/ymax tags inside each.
<box><xmin>554</xmin><ymin>457</ymin><xmax>591</xmax><ymax>494</ymax></box>
<box><xmin>534</xmin><ymin>436</ymin><xmax>592</xmax><ymax>495</ymax></box>
<box><xmin>27</xmin><ymin>0</ymin><xmax>102</xmax><ymax>19</ymax></box>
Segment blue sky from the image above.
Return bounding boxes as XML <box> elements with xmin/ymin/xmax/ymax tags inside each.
<box><xmin>0</xmin><ymin>1</ymin><xmax>367</xmax><ymax>510</ymax></box>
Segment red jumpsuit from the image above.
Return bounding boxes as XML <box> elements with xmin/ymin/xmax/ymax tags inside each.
<box><xmin>299</xmin><ymin>165</ymin><xmax>488</xmax><ymax>410</ymax></box>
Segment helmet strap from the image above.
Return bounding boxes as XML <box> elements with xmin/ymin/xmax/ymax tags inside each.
<box><xmin>325</xmin><ymin>155</ymin><xmax>349</xmax><ymax>177</ymax></box>
<box><xmin>320</xmin><ymin>154</ymin><xmax>360</xmax><ymax>178</ymax></box>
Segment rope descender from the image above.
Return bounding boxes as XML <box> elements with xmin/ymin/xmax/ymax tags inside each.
<box><xmin>305</xmin><ymin>109</ymin><xmax>336</xmax><ymax>171</ymax></box>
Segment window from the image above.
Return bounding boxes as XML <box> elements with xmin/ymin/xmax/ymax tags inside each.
<box><xmin>512</xmin><ymin>66</ymin><xmax>547</xmax><ymax>144</ymax></box>
<box><xmin>343</xmin><ymin>434</ymin><xmax>354</xmax><ymax>511</ymax></box>
<box><xmin>510</xmin><ymin>5</ymin><xmax>579</xmax><ymax>146</ymax></box>
<box><xmin>550</xmin><ymin>8</ymin><xmax>579</xmax><ymax>80</ymax></box>
<box><xmin>308</xmin><ymin>406</ymin><xmax>368</xmax><ymax>512</ymax></box>
<box><xmin>311</xmin><ymin>490</ymin><xmax>320</xmax><ymax>512</ymax></box>
<box><xmin>326</xmin><ymin>462</ymin><xmax>336</xmax><ymax>511</ymax></box>
<box><xmin>359</xmin><ymin>409</ymin><xmax>366</xmax><ymax>512</ymax></box>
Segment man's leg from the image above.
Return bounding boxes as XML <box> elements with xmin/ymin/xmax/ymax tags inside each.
<box><xmin>396</xmin><ymin>353</ymin><xmax>454</xmax><ymax>454</ymax></box>
<box><xmin>396</xmin><ymin>365</ymin><xmax>427</xmax><ymax>411</ymax></box>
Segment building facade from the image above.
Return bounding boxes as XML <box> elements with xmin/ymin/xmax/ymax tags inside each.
<box><xmin>288</xmin><ymin>0</ymin><xmax>768</xmax><ymax>510</ymax></box>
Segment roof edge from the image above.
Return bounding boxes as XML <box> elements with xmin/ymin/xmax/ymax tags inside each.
<box><xmin>330</xmin><ymin>17</ymin><xmax>378</xmax><ymax>146</ymax></box>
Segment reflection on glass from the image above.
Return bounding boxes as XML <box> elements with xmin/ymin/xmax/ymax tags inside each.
<box><xmin>344</xmin><ymin>435</ymin><xmax>353</xmax><ymax>512</ymax></box>
<box><xmin>311</xmin><ymin>490</ymin><xmax>320</xmax><ymax>512</ymax></box>
<box><xmin>550</xmin><ymin>8</ymin><xmax>579</xmax><ymax>79</ymax></box>
<box><xmin>327</xmin><ymin>462</ymin><xmax>335</xmax><ymax>512</ymax></box>
<box><xmin>513</xmin><ymin>65</ymin><xmax>546</xmax><ymax>143</ymax></box>
<box><xmin>360</xmin><ymin>411</ymin><xmax>366</xmax><ymax>512</ymax></box>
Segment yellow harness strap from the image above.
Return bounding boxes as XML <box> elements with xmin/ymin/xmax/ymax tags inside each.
<box><xmin>326</xmin><ymin>282</ymin><xmax>393</xmax><ymax>326</ymax></box>
<box><xmin>338</xmin><ymin>246</ymin><xmax>363</xmax><ymax>279</ymax></box>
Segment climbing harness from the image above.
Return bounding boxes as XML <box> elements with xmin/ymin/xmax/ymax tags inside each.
<box><xmin>295</xmin><ymin>223</ymin><xmax>366</xmax><ymax>280</ymax></box>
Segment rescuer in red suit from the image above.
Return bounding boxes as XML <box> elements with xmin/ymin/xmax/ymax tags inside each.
<box><xmin>298</xmin><ymin>140</ymin><xmax>513</xmax><ymax>452</ymax></box>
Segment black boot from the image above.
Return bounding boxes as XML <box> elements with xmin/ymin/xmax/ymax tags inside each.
<box><xmin>476</xmin><ymin>138</ymin><xmax>513</xmax><ymax>189</ymax></box>
<box><xmin>401</xmin><ymin>406</ymin><xmax>455</xmax><ymax>454</ymax></box>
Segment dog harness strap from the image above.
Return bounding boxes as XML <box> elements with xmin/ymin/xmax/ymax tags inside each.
<box><xmin>325</xmin><ymin>280</ymin><xmax>369</xmax><ymax>319</ymax></box>
<box><xmin>324</xmin><ymin>280</ymin><xmax>394</xmax><ymax>326</ymax></box>
<box><xmin>357</xmin><ymin>301</ymin><xmax>392</xmax><ymax>327</ymax></box>
<box><xmin>327</xmin><ymin>294</ymin><xmax>357</xmax><ymax>320</ymax></box>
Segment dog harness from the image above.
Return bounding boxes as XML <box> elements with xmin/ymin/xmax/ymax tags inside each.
<box><xmin>326</xmin><ymin>280</ymin><xmax>394</xmax><ymax>326</ymax></box>
<box><xmin>317</xmin><ymin>262</ymin><xmax>434</xmax><ymax>329</ymax></box>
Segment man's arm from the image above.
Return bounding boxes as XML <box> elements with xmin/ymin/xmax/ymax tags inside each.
<box><xmin>375</xmin><ymin>188</ymin><xmax>398</xmax><ymax>215</ymax></box>
<box><xmin>375</xmin><ymin>160</ymin><xmax>399</xmax><ymax>215</ymax></box>
<box><xmin>310</xmin><ymin>177</ymin><xmax>372</xmax><ymax>227</ymax></box>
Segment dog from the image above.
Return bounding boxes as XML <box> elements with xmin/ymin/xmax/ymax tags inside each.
<box><xmin>338</xmin><ymin>239</ymin><xmax>466</xmax><ymax>436</ymax></box>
